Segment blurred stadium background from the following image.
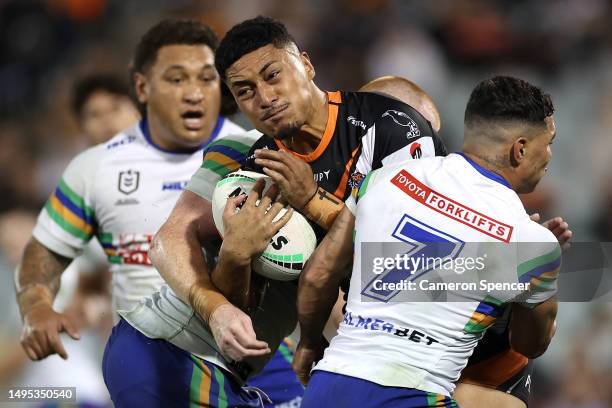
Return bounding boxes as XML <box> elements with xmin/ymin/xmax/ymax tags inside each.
<box><xmin>0</xmin><ymin>0</ymin><xmax>611</xmax><ymax>406</ymax></box>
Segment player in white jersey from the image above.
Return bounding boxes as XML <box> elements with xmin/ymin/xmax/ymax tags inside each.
<box><xmin>12</xmin><ymin>19</ymin><xmax>273</xmax><ymax>405</ymax></box>
<box><xmin>295</xmin><ymin>76</ymin><xmax>560</xmax><ymax>407</ymax></box>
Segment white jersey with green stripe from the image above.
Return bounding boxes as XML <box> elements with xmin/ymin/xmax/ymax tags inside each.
<box><xmin>32</xmin><ymin>117</ymin><xmax>244</xmax><ymax>313</ymax></box>
<box><xmin>315</xmin><ymin>153</ymin><xmax>560</xmax><ymax>396</ymax></box>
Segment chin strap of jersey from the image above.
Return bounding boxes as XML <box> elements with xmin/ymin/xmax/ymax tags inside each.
<box><xmin>302</xmin><ymin>186</ymin><xmax>344</xmax><ymax>230</ymax></box>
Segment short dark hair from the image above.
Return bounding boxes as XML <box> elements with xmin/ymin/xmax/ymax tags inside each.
<box><xmin>215</xmin><ymin>16</ymin><xmax>297</xmax><ymax>80</ymax></box>
<box><xmin>131</xmin><ymin>19</ymin><xmax>237</xmax><ymax>116</ymax></box>
<box><xmin>465</xmin><ymin>76</ymin><xmax>554</xmax><ymax>126</ymax></box>
<box><xmin>72</xmin><ymin>74</ymin><xmax>130</xmax><ymax>117</ymax></box>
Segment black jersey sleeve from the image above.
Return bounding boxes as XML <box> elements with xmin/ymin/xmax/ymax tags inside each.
<box><xmin>367</xmin><ymin>97</ymin><xmax>447</xmax><ymax>170</ymax></box>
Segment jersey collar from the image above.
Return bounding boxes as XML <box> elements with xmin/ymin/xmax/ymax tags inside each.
<box><xmin>456</xmin><ymin>152</ymin><xmax>512</xmax><ymax>189</ymax></box>
<box><xmin>139</xmin><ymin>115</ymin><xmax>225</xmax><ymax>154</ymax></box>
<box><xmin>273</xmin><ymin>91</ymin><xmax>341</xmax><ymax>162</ymax></box>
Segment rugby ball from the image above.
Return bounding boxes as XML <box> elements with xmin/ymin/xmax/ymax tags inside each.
<box><xmin>211</xmin><ymin>170</ymin><xmax>317</xmax><ymax>281</ymax></box>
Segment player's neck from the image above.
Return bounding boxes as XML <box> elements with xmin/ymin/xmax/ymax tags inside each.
<box><xmin>145</xmin><ymin>113</ymin><xmax>200</xmax><ymax>153</ymax></box>
<box><xmin>282</xmin><ymin>87</ymin><xmax>328</xmax><ymax>155</ymax></box>
<box><xmin>460</xmin><ymin>150</ymin><xmax>516</xmax><ymax>190</ymax></box>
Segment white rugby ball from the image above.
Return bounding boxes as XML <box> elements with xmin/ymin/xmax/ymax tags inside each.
<box><xmin>211</xmin><ymin>170</ymin><xmax>317</xmax><ymax>281</ymax></box>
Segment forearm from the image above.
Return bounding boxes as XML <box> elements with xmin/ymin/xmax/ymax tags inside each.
<box><xmin>302</xmin><ymin>186</ymin><xmax>345</xmax><ymax>230</ymax></box>
<box><xmin>509</xmin><ymin>296</ymin><xmax>558</xmax><ymax>358</ymax></box>
<box><xmin>298</xmin><ymin>208</ymin><xmax>354</xmax><ymax>345</ymax></box>
<box><xmin>15</xmin><ymin>238</ymin><xmax>70</xmax><ymax>317</ymax></box>
<box><xmin>211</xmin><ymin>245</ymin><xmax>252</xmax><ymax>310</ymax></box>
<box><xmin>150</xmin><ymin>191</ymin><xmax>230</xmax><ymax>322</ymax></box>
<box><xmin>298</xmin><ymin>263</ymin><xmax>345</xmax><ymax>346</ymax></box>
<box><xmin>150</xmin><ymin>221</ymin><xmax>210</xmax><ymax>302</ymax></box>
<box><xmin>150</xmin><ymin>222</ymin><xmax>231</xmax><ymax>323</ymax></box>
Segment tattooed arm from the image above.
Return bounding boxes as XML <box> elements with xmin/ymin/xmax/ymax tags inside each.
<box><xmin>15</xmin><ymin>239</ymin><xmax>80</xmax><ymax>360</ymax></box>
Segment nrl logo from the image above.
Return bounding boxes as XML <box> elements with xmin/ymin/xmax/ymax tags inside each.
<box><xmin>118</xmin><ymin>170</ymin><xmax>140</xmax><ymax>195</ymax></box>
<box><xmin>382</xmin><ymin>109</ymin><xmax>421</xmax><ymax>139</ymax></box>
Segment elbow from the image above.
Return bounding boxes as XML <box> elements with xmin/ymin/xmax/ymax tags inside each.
<box><xmin>149</xmin><ymin>228</ymin><xmax>168</xmax><ymax>267</ymax></box>
<box><xmin>300</xmin><ymin>261</ymin><xmax>334</xmax><ymax>292</ymax></box>
<box><xmin>511</xmin><ymin>338</ymin><xmax>551</xmax><ymax>359</ymax></box>
<box><xmin>510</xmin><ymin>322</ymin><xmax>556</xmax><ymax>359</ymax></box>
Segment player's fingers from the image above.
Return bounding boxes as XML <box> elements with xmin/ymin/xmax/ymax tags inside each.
<box><xmin>32</xmin><ymin>330</ymin><xmax>52</xmax><ymax>358</ymax></box>
<box><xmin>223</xmin><ymin>335</ymin><xmax>265</xmax><ymax>361</ymax></box>
<box><xmin>258</xmin><ymin>183</ymin><xmax>279</xmax><ymax>212</ymax></box>
<box><xmin>273</xmin><ymin>207</ymin><xmax>294</xmax><ymax>230</ymax></box>
<box><xmin>46</xmin><ymin>330</ymin><xmax>68</xmax><ymax>360</ymax></box>
<box><xmin>276</xmin><ymin>194</ymin><xmax>289</xmax><ymax>206</ymax></box>
<box><xmin>25</xmin><ymin>337</ymin><xmax>45</xmax><ymax>360</ymax></box>
<box><xmin>559</xmin><ymin>230</ymin><xmax>573</xmax><ymax>246</ymax></box>
<box><xmin>541</xmin><ymin>217</ymin><xmax>563</xmax><ymax>230</ymax></box>
<box><xmin>246</xmin><ymin>179</ymin><xmax>265</xmax><ymax>206</ymax></box>
<box><xmin>550</xmin><ymin>222</ymin><xmax>569</xmax><ymax>238</ymax></box>
<box><xmin>61</xmin><ymin>316</ymin><xmax>81</xmax><ymax>340</ymax></box>
<box><xmin>235</xmin><ymin>320</ymin><xmax>270</xmax><ymax>352</ymax></box>
<box><xmin>254</xmin><ymin>158</ymin><xmax>291</xmax><ymax>177</ymax></box>
<box><xmin>265</xmin><ymin>200</ymin><xmax>286</xmax><ymax>223</ymax></box>
<box><xmin>22</xmin><ymin>343</ymin><xmax>38</xmax><ymax>361</ymax></box>
<box><xmin>262</xmin><ymin>183</ymin><xmax>280</xmax><ymax>202</ymax></box>
<box><xmin>224</xmin><ymin>194</ymin><xmax>247</xmax><ymax>217</ymax></box>
<box><xmin>262</xmin><ymin>167</ymin><xmax>287</xmax><ymax>187</ymax></box>
<box><xmin>254</xmin><ymin>148</ymin><xmax>287</xmax><ymax>163</ymax></box>
<box><xmin>529</xmin><ymin>213</ymin><xmax>541</xmax><ymax>222</ymax></box>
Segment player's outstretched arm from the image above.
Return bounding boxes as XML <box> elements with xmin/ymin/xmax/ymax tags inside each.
<box><xmin>254</xmin><ymin>148</ymin><xmax>345</xmax><ymax>229</ymax></box>
<box><xmin>294</xmin><ymin>207</ymin><xmax>354</xmax><ymax>384</ymax></box>
<box><xmin>150</xmin><ymin>190</ymin><xmax>272</xmax><ymax>361</ymax></box>
<box><xmin>509</xmin><ymin>294</ymin><xmax>558</xmax><ymax>358</ymax></box>
<box><xmin>149</xmin><ymin>190</ymin><xmax>229</xmax><ymax>322</ymax></box>
<box><xmin>16</xmin><ymin>238</ymin><xmax>80</xmax><ymax>360</ymax></box>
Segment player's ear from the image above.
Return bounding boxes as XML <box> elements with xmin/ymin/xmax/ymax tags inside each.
<box><xmin>300</xmin><ymin>51</ymin><xmax>315</xmax><ymax>81</ymax></box>
<box><xmin>511</xmin><ymin>137</ymin><xmax>528</xmax><ymax>166</ymax></box>
<box><xmin>133</xmin><ymin>72</ymin><xmax>149</xmax><ymax>104</ymax></box>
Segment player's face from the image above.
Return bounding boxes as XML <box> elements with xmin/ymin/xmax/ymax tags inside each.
<box><xmin>225</xmin><ymin>44</ymin><xmax>316</xmax><ymax>139</ymax></box>
<box><xmin>518</xmin><ymin>115</ymin><xmax>556</xmax><ymax>193</ymax></box>
<box><xmin>135</xmin><ymin>44</ymin><xmax>221</xmax><ymax>149</ymax></box>
<box><xmin>80</xmin><ymin>91</ymin><xmax>139</xmax><ymax>145</ymax></box>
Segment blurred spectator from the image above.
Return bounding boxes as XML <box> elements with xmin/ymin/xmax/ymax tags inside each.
<box><xmin>71</xmin><ymin>73</ymin><xmax>139</xmax><ymax>145</ymax></box>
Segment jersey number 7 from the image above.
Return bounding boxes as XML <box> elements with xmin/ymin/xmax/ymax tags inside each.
<box><xmin>361</xmin><ymin>214</ymin><xmax>464</xmax><ymax>302</ymax></box>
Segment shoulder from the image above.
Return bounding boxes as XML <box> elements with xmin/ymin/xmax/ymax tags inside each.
<box><xmin>62</xmin><ymin>141</ymin><xmax>109</xmax><ymax>178</ymax></box>
<box><xmin>218</xmin><ymin>118</ymin><xmax>246</xmax><ymax>136</ymax></box>
<box><xmin>521</xmin><ymin>219</ymin><xmax>560</xmax><ymax>245</ymax></box>
<box><xmin>206</xmin><ymin>129</ymin><xmax>263</xmax><ymax>154</ymax></box>
<box><xmin>102</xmin><ymin>124</ymin><xmax>142</xmax><ymax>152</ymax></box>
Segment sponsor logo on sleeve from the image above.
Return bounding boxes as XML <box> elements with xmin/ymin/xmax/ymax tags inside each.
<box><xmin>382</xmin><ymin>109</ymin><xmax>421</xmax><ymax>139</ymax></box>
<box><xmin>390</xmin><ymin>169</ymin><xmax>513</xmax><ymax>242</ymax></box>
